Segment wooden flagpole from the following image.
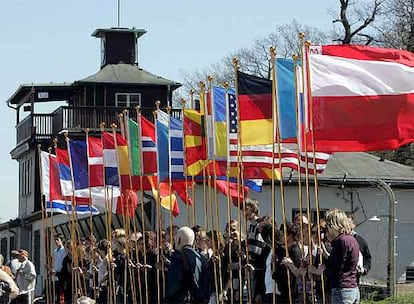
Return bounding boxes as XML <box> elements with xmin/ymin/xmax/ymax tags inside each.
<box><xmin>120</xmin><ymin>111</ymin><xmax>139</xmax><ymax>304</ymax></box>
<box><xmin>136</xmin><ymin>106</ymin><xmax>149</xmax><ymax>304</ymax></box>
<box><xmin>189</xmin><ymin>90</ymin><xmax>196</xmax><ymax>226</ymax></box>
<box><xmin>223</xmin><ymin>81</ymin><xmax>234</xmax><ymax>304</ymax></box>
<box><xmin>292</xmin><ymin>54</ymin><xmax>308</xmax><ymax>304</ymax></box>
<box><xmin>298</xmin><ymin>33</ymin><xmax>316</xmax><ymax>304</ymax></box>
<box><xmin>180</xmin><ymin>98</ymin><xmax>191</xmax><ymax>227</ymax></box>
<box><xmin>270</xmin><ymin>47</ymin><xmax>294</xmax><ymax>304</ymax></box>
<box><xmin>206</xmin><ymin>76</ymin><xmax>221</xmax><ymax>304</ymax></box>
<box><xmin>199</xmin><ymin>82</ymin><xmax>209</xmax><ymax>231</ymax></box>
<box><xmin>303</xmin><ymin>37</ymin><xmax>326</xmax><ymax>304</ymax></box>
<box><xmin>232</xmin><ymin>58</ymin><xmax>253</xmax><ymax>304</ymax></box>
<box><xmin>154</xmin><ymin>101</ymin><xmax>163</xmax><ymax>304</ymax></box>
<box><xmin>38</xmin><ymin>145</ymin><xmax>52</xmax><ymax>304</ymax></box>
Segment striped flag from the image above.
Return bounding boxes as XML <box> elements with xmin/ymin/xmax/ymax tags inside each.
<box><xmin>127</xmin><ymin>118</ymin><xmax>142</xmax><ymax>176</ymax></box>
<box><xmin>140</xmin><ymin>116</ymin><xmax>157</xmax><ymax>175</ymax></box>
<box><xmin>40</xmin><ymin>151</ymin><xmax>99</xmax><ymax>215</ymax></box>
<box><xmin>229</xmin><ymin>77</ymin><xmax>330</xmax><ymax>174</ymax></box>
<box><xmin>156</xmin><ymin>110</ymin><xmax>170</xmax><ymax>182</ymax></box>
<box><xmin>170</xmin><ymin>116</ymin><xmax>185</xmax><ymax>180</ymax></box>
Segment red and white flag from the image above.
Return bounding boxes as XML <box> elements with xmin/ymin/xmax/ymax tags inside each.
<box><xmin>308</xmin><ymin>44</ymin><xmax>414</xmax><ymax>152</ymax></box>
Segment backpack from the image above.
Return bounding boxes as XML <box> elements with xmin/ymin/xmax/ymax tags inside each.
<box><xmin>180</xmin><ymin>248</ymin><xmax>211</xmax><ymax>303</ymax></box>
<box><xmin>0</xmin><ymin>281</ymin><xmax>10</xmax><ymax>304</ymax></box>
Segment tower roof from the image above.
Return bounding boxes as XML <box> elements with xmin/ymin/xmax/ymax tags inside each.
<box><xmin>75</xmin><ymin>63</ymin><xmax>181</xmax><ymax>89</ymax></box>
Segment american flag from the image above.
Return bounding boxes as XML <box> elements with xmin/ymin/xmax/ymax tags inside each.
<box><xmin>226</xmin><ymin>92</ymin><xmax>330</xmax><ymax>174</ymax></box>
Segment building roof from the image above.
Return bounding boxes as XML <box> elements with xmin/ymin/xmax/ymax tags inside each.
<box><xmin>75</xmin><ymin>64</ymin><xmax>181</xmax><ymax>89</ymax></box>
<box><xmin>92</xmin><ymin>27</ymin><xmax>147</xmax><ymax>39</ymax></box>
<box><xmin>6</xmin><ymin>83</ymin><xmax>77</xmax><ymax>106</ymax></box>
<box><xmin>288</xmin><ymin>152</ymin><xmax>414</xmax><ymax>186</ymax></box>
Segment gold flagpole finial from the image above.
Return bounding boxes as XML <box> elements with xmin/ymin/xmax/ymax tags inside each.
<box><xmin>118</xmin><ymin>113</ymin><xmax>123</xmax><ymax>120</ymax></box>
<box><xmin>292</xmin><ymin>54</ymin><xmax>299</xmax><ymax>61</ymax></box>
<box><xmin>207</xmin><ymin>75</ymin><xmax>213</xmax><ymax>83</ymax></box>
<box><xmin>223</xmin><ymin>81</ymin><xmax>229</xmax><ymax>90</ymax></box>
<box><xmin>189</xmin><ymin>89</ymin><xmax>194</xmax><ymax>96</ymax></box>
<box><xmin>305</xmin><ymin>40</ymin><xmax>311</xmax><ymax>48</ymax></box>
<box><xmin>85</xmin><ymin>128</ymin><xmax>90</xmax><ymax>133</ymax></box>
<box><xmin>99</xmin><ymin>122</ymin><xmax>105</xmax><ymax>131</ymax></box>
<box><xmin>111</xmin><ymin>123</ymin><xmax>117</xmax><ymax>130</ymax></box>
<box><xmin>299</xmin><ymin>32</ymin><xmax>305</xmax><ymax>40</ymax></box>
<box><xmin>155</xmin><ymin>100</ymin><xmax>161</xmax><ymax>110</ymax></box>
<box><xmin>270</xmin><ymin>46</ymin><xmax>276</xmax><ymax>57</ymax></box>
<box><xmin>166</xmin><ymin>106</ymin><xmax>172</xmax><ymax>114</ymax></box>
<box><xmin>53</xmin><ymin>138</ymin><xmax>58</xmax><ymax>146</ymax></box>
<box><xmin>63</xmin><ymin>131</ymin><xmax>69</xmax><ymax>142</ymax></box>
<box><xmin>135</xmin><ymin>105</ymin><xmax>140</xmax><ymax>113</ymax></box>
<box><xmin>199</xmin><ymin>81</ymin><xmax>206</xmax><ymax>90</ymax></box>
<box><xmin>232</xmin><ymin>58</ymin><xmax>239</xmax><ymax>69</ymax></box>
<box><xmin>180</xmin><ymin>98</ymin><xmax>186</xmax><ymax>107</ymax></box>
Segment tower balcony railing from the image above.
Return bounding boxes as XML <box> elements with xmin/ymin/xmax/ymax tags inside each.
<box><xmin>15</xmin><ymin>105</ymin><xmax>182</xmax><ymax>146</ymax></box>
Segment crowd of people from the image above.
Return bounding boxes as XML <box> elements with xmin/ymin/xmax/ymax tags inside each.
<box><xmin>2</xmin><ymin>198</ymin><xmax>372</xmax><ymax>304</ymax></box>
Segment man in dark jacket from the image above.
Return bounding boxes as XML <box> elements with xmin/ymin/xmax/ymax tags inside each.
<box><xmin>165</xmin><ymin>227</ymin><xmax>210</xmax><ymax>304</ymax></box>
<box><xmin>347</xmin><ymin>213</ymin><xmax>372</xmax><ymax>282</ymax></box>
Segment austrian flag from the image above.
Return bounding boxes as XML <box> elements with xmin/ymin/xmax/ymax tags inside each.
<box><xmin>308</xmin><ymin>44</ymin><xmax>414</xmax><ymax>152</ymax></box>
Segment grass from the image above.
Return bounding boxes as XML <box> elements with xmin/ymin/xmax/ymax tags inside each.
<box><xmin>362</xmin><ymin>294</ymin><xmax>414</xmax><ymax>303</ymax></box>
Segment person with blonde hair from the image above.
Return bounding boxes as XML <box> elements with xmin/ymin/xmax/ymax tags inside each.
<box><xmin>309</xmin><ymin>208</ymin><xmax>360</xmax><ymax>304</ymax></box>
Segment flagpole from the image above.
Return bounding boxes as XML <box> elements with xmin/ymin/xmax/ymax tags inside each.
<box><xmin>84</xmin><ymin>128</ymin><xmax>98</xmax><ymax>302</ymax></box>
<box><xmin>121</xmin><ymin>111</ymin><xmax>139</xmax><ymax>304</ymax></box>
<box><xmin>65</xmin><ymin>133</ymin><xmax>84</xmax><ymax>301</ymax></box>
<box><xmin>135</xmin><ymin>106</ymin><xmax>149</xmax><ymax>304</ymax></box>
<box><xmin>180</xmin><ymin>99</ymin><xmax>191</xmax><ymax>227</ymax></box>
<box><xmin>189</xmin><ymin>89</ymin><xmax>196</xmax><ymax>226</ymax></box>
<box><xmin>269</xmin><ymin>48</ymin><xmax>277</xmax><ymax>304</ymax></box>
<box><xmin>199</xmin><ymin>81</ymin><xmax>209</xmax><ymax>231</ymax></box>
<box><xmin>116</xmin><ymin>114</ymin><xmax>131</xmax><ymax>304</ymax></box>
<box><xmin>154</xmin><ymin>101</ymin><xmax>163</xmax><ymax>304</ymax></box>
<box><xmin>270</xmin><ymin>47</ymin><xmax>294</xmax><ymax>304</ymax></box>
<box><xmin>299</xmin><ymin>33</ymin><xmax>317</xmax><ymax>304</ymax></box>
<box><xmin>209</xmin><ymin>79</ymin><xmax>225</xmax><ymax>303</ymax></box>
<box><xmin>232</xmin><ymin>57</ymin><xmax>253</xmax><ymax>304</ymax></box>
<box><xmin>100</xmin><ymin>122</ymin><xmax>117</xmax><ymax>303</ymax></box>
<box><xmin>50</xmin><ymin>142</ymin><xmax>59</xmax><ymax>303</ymax></box>
<box><xmin>223</xmin><ymin>81</ymin><xmax>235</xmax><ymax>304</ymax></box>
<box><xmin>292</xmin><ymin>54</ymin><xmax>308</xmax><ymax>304</ymax></box>
<box><xmin>38</xmin><ymin>145</ymin><xmax>52</xmax><ymax>304</ymax></box>
<box><xmin>206</xmin><ymin>75</ymin><xmax>222</xmax><ymax>304</ymax></box>
<box><xmin>165</xmin><ymin>105</ymin><xmax>175</xmax><ymax>249</ymax></box>
<box><xmin>304</xmin><ymin>38</ymin><xmax>326</xmax><ymax>304</ymax></box>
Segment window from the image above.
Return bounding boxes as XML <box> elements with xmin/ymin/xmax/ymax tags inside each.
<box><xmin>21</xmin><ymin>159</ymin><xmax>32</xmax><ymax>197</ymax></box>
<box><xmin>115</xmin><ymin>93</ymin><xmax>141</xmax><ymax>108</ymax></box>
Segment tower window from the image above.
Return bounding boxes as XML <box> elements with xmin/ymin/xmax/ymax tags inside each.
<box><xmin>115</xmin><ymin>93</ymin><xmax>141</xmax><ymax>108</ymax></box>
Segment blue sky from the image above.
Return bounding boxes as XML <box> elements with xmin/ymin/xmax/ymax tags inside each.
<box><xmin>0</xmin><ymin>0</ymin><xmax>334</xmax><ymax>221</ymax></box>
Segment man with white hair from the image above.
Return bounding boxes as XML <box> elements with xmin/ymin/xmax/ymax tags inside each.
<box><xmin>165</xmin><ymin>227</ymin><xmax>210</xmax><ymax>304</ymax></box>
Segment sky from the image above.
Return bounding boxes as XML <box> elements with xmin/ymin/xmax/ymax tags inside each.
<box><xmin>0</xmin><ymin>0</ymin><xmax>334</xmax><ymax>221</ymax></box>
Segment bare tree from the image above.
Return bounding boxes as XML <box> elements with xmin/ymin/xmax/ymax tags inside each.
<box><xmin>331</xmin><ymin>0</ymin><xmax>384</xmax><ymax>45</ymax></box>
<box><xmin>179</xmin><ymin>20</ymin><xmax>329</xmax><ymax>97</ymax></box>
<box><xmin>373</xmin><ymin>0</ymin><xmax>414</xmax><ymax>51</ymax></box>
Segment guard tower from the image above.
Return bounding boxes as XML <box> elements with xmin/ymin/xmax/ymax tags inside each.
<box><xmin>4</xmin><ymin>27</ymin><xmax>181</xmax><ymax>294</ymax></box>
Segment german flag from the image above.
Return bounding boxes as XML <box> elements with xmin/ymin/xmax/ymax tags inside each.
<box><xmin>237</xmin><ymin>71</ymin><xmax>273</xmax><ymax>146</ymax></box>
<box><xmin>184</xmin><ymin>109</ymin><xmax>208</xmax><ymax>176</ymax></box>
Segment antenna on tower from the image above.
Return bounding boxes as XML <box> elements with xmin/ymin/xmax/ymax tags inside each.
<box><xmin>117</xmin><ymin>0</ymin><xmax>121</xmax><ymax>28</ymax></box>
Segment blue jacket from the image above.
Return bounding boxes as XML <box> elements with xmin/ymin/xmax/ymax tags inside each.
<box><xmin>165</xmin><ymin>245</ymin><xmax>209</xmax><ymax>304</ymax></box>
